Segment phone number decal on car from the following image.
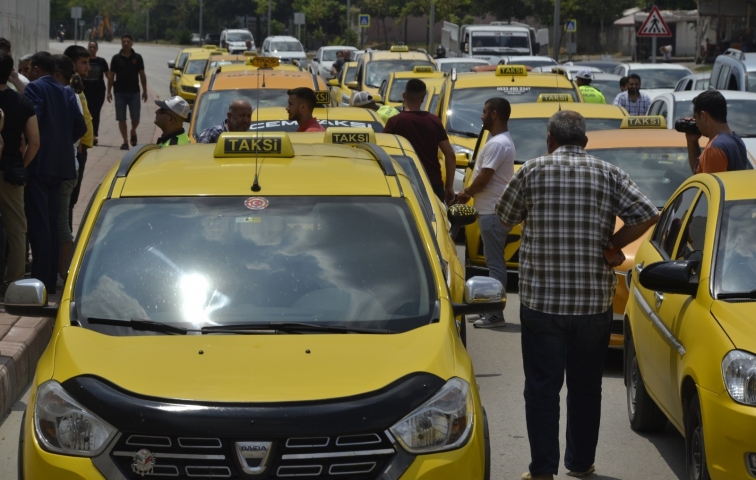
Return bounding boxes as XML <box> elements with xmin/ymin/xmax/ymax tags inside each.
<box><xmin>496</xmin><ymin>86</ymin><xmax>531</xmax><ymax>95</ymax></box>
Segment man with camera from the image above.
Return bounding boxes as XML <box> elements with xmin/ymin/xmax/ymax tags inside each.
<box><xmin>680</xmin><ymin>90</ymin><xmax>749</xmax><ymax>174</ymax></box>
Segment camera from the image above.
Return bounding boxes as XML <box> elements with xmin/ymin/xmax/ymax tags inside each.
<box><xmin>674</xmin><ymin>118</ymin><xmax>700</xmax><ymax>135</ymax></box>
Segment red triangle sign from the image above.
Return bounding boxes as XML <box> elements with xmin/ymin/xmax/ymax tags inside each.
<box><xmin>637</xmin><ymin>6</ymin><xmax>672</xmax><ymax>37</ymax></box>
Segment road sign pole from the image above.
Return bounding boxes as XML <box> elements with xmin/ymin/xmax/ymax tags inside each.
<box><xmin>652</xmin><ymin>36</ymin><xmax>657</xmax><ymax>64</ymax></box>
<box><xmin>552</xmin><ymin>0</ymin><xmax>561</xmax><ymax>62</ymax></box>
<box><xmin>429</xmin><ymin>1</ymin><xmax>435</xmax><ymax>52</ymax></box>
<box><xmin>346</xmin><ymin>0</ymin><xmax>350</xmax><ymax>41</ymax></box>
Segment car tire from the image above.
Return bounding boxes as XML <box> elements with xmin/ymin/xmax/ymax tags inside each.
<box><xmin>18</xmin><ymin>411</ymin><xmax>25</xmax><ymax>480</ymax></box>
<box><xmin>686</xmin><ymin>394</ymin><xmax>711</xmax><ymax>480</ymax></box>
<box><xmin>483</xmin><ymin>407</ymin><xmax>491</xmax><ymax>480</ymax></box>
<box><xmin>626</xmin><ymin>336</ymin><xmax>668</xmax><ymax>432</ymax></box>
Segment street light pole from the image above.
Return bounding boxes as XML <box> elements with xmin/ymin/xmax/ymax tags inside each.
<box><xmin>347</xmin><ymin>0</ymin><xmax>350</xmax><ymax>41</ymax></box>
<box><xmin>429</xmin><ymin>1</ymin><xmax>435</xmax><ymax>52</ymax></box>
<box><xmin>268</xmin><ymin>0</ymin><xmax>272</xmax><ymax>37</ymax></box>
<box><xmin>552</xmin><ymin>0</ymin><xmax>560</xmax><ymax>62</ymax></box>
<box><xmin>199</xmin><ymin>0</ymin><xmax>203</xmax><ymax>40</ymax></box>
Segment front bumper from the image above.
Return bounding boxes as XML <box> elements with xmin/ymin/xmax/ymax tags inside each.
<box><xmin>699</xmin><ymin>387</ymin><xmax>756</xmax><ymax>479</ymax></box>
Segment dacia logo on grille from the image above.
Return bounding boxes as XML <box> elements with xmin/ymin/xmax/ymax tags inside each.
<box><xmin>224</xmin><ymin>137</ymin><xmax>282</xmax><ymax>154</ymax></box>
<box><xmin>235</xmin><ymin>441</ymin><xmax>273</xmax><ymax>475</ymax></box>
<box><xmin>332</xmin><ymin>132</ymin><xmax>370</xmax><ymax>144</ymax></box>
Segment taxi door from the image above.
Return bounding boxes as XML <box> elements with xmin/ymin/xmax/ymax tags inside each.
<box><xmin>632</xmin><ymin>185</ymin><xmax>707</xmax><ymax>423</ymax></box>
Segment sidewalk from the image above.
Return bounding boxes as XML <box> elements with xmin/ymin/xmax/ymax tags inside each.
<box><xmin>0</xmin><ymin>86</ymin><xmax>162</xmax><ymax>418</ymax></box>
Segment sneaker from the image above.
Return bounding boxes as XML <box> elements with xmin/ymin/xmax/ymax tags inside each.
<box><xmin>473</xmin><ymin>312</ymin><xmax>505</xmax><ymax>328</ymax></box>
<box><xmin>521</xmin><ymin>472</ymin><xmax>554</xmax><ymax>480</ymax></box>
<box><xmin>467</xmin><ymin>313</ymin><xmax>486</xmax><ymax>323</ymax></box>
<box><xmin>567</xmin><ymin>465</ymin><xmax>595</xmax><ymax>477</ymax></box>
<box><xmin>120</xmin><ymin>143</ymin><xmax>129</xmax><ymax>150</ymax></box>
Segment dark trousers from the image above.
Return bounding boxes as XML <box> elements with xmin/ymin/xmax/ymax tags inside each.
<box><xmin>520</xmin><ymin>304</ymin><xmax>612</xmax><ymax>476</ymax></box>
<box><xmin>68</xmin><ymin>150</ymin><xmax>87</xmax><ymax>232</ymax></box>
<box><xmin>25</xmin><ymin>174</ymin><xmax>62</xmax><ymax>293</ymax></box>
<box><xmin>85</xmin><ymin>89</ymin><xmax>105</xmax><ymax>137</ymax></box>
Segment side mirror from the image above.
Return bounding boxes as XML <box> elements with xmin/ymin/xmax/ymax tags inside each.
<box><xmin>328</xmin><ymin>78</ymin><xmax>339</xmax><ymax>86</ymax></box>
<box><xmin>347</xmin><ymin>81</ymin><xmax>359</xmax><ymax>89</ymax></box>
<box><xmin>172</xmin><ymin>69</ymin><xmax>181</xmax><ymax>76</ymax></box>
<box><xmin>638</xmin><ymin>259</ymin><xmax>700</xmax><ymax>296</ymax></box>
<box><xmin>4</xmin><ymin>278</ymin><xmax>58</xmax><ymax>317</ymax></box>
<box><xmin>455</xmin><ymin>152</ymin><xmax>469</xmax><ymax>168</ymax></box>
<box><xmin>372</xmin><ymin>93</ymin><xmax>382</xmax><ymax>103</ymax></box>
<box><xmin>186</xmin><ymin>109</ymin><xmax>193</xmax><ymax>122</ymax></box>
<box><xmin>452</xmin><ymin>277</ymin><xmax>506</xmax><ymax>317</ymax></box>
<box><xmin>167</xmin><ymin>60</ymin><xmax>176</xmax><ymax>69</ymax></box>
<box><xmin>195</xmin><ymin>74</ymin><xmax>204</xmax><ymax>81</ymax></box>
<box><xmin>292</xmin><ymin>59</ymin><xmax>300</xmax><ymax>66</ymax></box>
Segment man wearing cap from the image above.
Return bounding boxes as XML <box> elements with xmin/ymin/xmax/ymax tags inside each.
<box><xmin>197</xmin><ymin>99</ymin><xmax>252</xmax><ymax>143</ymax></box>
<box><xmin>574</xmin><ymin>70</ymin><xmax>605</xmax><ymax>104</ymax></box>
<box><xmin>154</xmin><ymin>96</ymin><xmax>190</xmax><ymax>147</ymax></box>
<box><xmin>352</xmin><ymin>91</ymin><xmax>400</xmax><ymax>124</ymax></box>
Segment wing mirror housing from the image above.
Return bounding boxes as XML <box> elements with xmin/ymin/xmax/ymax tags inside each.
<box><xmin>455</xmin><ymin>152</ymin><xmax>470</xmax><ymax>168</ymax></box>
<box><xmin>639</xmin><ymin>257</ymin><xmax>700</xmax><ymax>297</ymax></box>
<box><xmin>452</xmin><ymin>277</ymin><xmax>506</xmax><ymax>316</ymax></box>
<box><xmin>172</xmin><ymin>69</ymin><xmax>181</xmax><ymax>76</ymax></box>
<box><xmin>372</xmin><ymin>93</ymin><xmax>382</xmax><ymax>103</ymax></box>
<box><xmin>195</xmin><ymin>74</ymin><xmax>204</xmax><ymax>81</ymax></box>
<box><xmin>3</xmin><ymin>278</ymin><xmax>58</xmax><ymax>317</ymax></box>
<box><xmin>167</xmin><ymin>60</ymin><xmax>176</xmax><ymax>69</ymax></box>
<box><xmin>328</xmin><ymin>78</ymin><xmax>339</xmax><ymax>86</ymax></box>
<box><xmin>347</xmin><ymin>81</ymin><xmax>359</xmax><ymax>89</ymax></box>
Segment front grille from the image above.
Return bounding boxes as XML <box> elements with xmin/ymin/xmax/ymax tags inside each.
<box><xmin>109</xmin><ymin>432</ymin><xmax>396</xmax><ymax>479</ymax></box>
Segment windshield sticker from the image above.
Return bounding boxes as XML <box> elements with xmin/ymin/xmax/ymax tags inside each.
<box><xmin>245</xmin><ymin>197</ymin><xmax>269</xmax><ymax>210</ymax></box>
<box><xmin>497</xmin><ymin>86</ymin><xmax>531</xmax><ymax>95</ymax></box>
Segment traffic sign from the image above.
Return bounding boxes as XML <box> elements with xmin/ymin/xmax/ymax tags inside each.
<box><xmin>564</xmin><ymin>19</ymin><xmax>577</xmax><ymax>33</ymax></box>
<box><xmin>359</xmin><ymin>14</ymin><xmax>370</xmax><ymax>28</ymax></box>
<box><xmin>637</xmin><ymin>6</ymin><xmax>672</xmax><ymax>37</ymax></box>
<box><xmin>70</xmin><ymin>6</ymin><xmax>82</xmax><ymax>19</ymax></box>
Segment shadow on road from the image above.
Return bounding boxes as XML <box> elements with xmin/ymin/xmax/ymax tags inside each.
<box><xmin>636</xmin><ymin>424</ymin><xmax>687</xmax><ymax>479</ymax></box>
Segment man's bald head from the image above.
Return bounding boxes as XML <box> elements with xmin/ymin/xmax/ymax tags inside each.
<box><xmin>227</xmin><ymin>100</ymin><xmax>252</xmax><ymax>132</ymax></box>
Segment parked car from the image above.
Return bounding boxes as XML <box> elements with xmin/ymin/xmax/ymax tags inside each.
<box><xmin>674</xmin><ymin>73</ymin><xmax>710</xmax><ymax>91</ymax></box>
<box><xmin>190</xmin><ymin>33</ymin><xmax>201</xmax><ymax>45</ymax></box>
<box><xmin>435</xmin><ymin>57</ymin><xmax>489</xmax><ymax>74</ymax></box>
<box><xmin>498</xmin><ymin>55</ymin><xmax>557</xmax><ymax>69</ymax></box>
<box><xmin>202</xmin><ymin>33</ymin><xmax>220</xmax><ymax>46</ymax></box>
<box><xmin>220</xmin><ymin>28</ymin><xmax>255</xmax><ymax>54</ymax></box>
<box><xmin>563</xmin><ymin>60</ymin><xmax>620</xmax><ymax>74</ymax></box>
<box><xmin>310</xmin><ymin>46</ymin><xmax>357</xmax><ymax>78</ymax></box>
<box><xmin>709</xmin><ymin>48</ymin><xmax>756</xmax><ymax>92</ymax></box>
<box><xmin>260</xmin><ymin>35</ymin><xmax>307</xmax><ymax>69</ymax></box>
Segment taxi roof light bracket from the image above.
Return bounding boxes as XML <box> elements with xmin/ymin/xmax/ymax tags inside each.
<box><xmin>355</xmin><ymin>143</ymin><xmax>397</xmax><ymax>176</ymax></box>
<box><xmin>108</xmin><ymin>144</ymin><xmax>161</xmax><ymax>198</ymax></box>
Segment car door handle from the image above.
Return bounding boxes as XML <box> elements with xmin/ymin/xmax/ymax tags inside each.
<box><xmin>654</xmin><ymin>291</ymin><xmax>664</xmax><ymax>308</ymax></box>
<box><xmin>635</xmin><ymin>262</ymin><xmax>644</xmax><ymax>274</ymax></box>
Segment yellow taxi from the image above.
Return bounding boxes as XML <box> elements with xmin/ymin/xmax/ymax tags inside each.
<box><xmin>189</xmin><ymin>59</ymin><xmax>329</xmax><ymax>140</ymax></box>
<box><xmin>349</xmin><ymin>45</ymin><xmax>437</xmax><ymax>97</ymax></box>
<box><xmin>171</xmin><ymin>46</ymin><xmax>225</xmax><ymax>103</ymax></box>
<box><xmin>10</xmin><ymin>131</ymin><xmax>503</xmax><ymax>479</ymax></box>
<box><xmin>240</xmin><ymin>106</ymin><xmax>384</xmax><ymax>134</ymax></box>
<box><xmin>377</xmin><ymin>66</ymin><xmax>446</xmax><ymax>109</ymax></box>
<box><xmin>197</xmin><ymin>52</ymin><xmax>258</xmax><ymax>81</ymax></box>
<box><xmin>168</xmin><ymin>46</ymin><xmax>205</xmax><ymax>96</ymax></box>
<box><xmin>624</xmin><ymin>171</ymin><xmax>756</xmax><ymax>479</ymax></box>
<box><xmin>329</xmin><ymin>61</ymin><xmax>358</xmax><ymax>106</ymax></box>
<box><xmin>459</xmin><ymin>102</ymin><xmax>628</xmax><ymax>283</ymax></box>
<box><xmin>438</xmin><ymin>65</ymin><xmax>583</xmax><ymax>158</ymax></box>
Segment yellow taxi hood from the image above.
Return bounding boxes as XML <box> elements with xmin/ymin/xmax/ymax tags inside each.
<box><xmin>711</xmin><ymin>301</ymin><xmax>756</xmax><ymax>353</ymax></box>
<box><xmin>50</xmin><ymin>323</ymin><xmax>458</xmax><ymax>403</ymax></box>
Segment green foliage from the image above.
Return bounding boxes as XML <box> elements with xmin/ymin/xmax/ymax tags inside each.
<box><xmin>175</xmin><ymin>29</ymin><xmax>194</xmax><ymax>44</ymax></box>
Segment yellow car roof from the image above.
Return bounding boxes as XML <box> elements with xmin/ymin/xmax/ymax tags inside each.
<box><xmin>586</xmin><ymin>129</ymin><xmax>704</xmax><ymax>149</ymax></box>
<box><xmin>713</xmin><ymin>171</ymin><xmax>756</xmax><ymax>201</ymax></box>
<box><xmin>510</xmin><ymin>103</ymin><xmax>627</xmax><ymax>119</ymax></box>
<box><xmin>201</xmin><ymin>69</ymin><xmax>326</xmax><ymax>93</ymax></box>
<box><xmin>210</xmin><ymin>62</ymin><xmax>301</xmax><ymax>74</ymax></box>
<box><xmin>392</xmin><ymin>70</ymin><xmax>446</xmax><ymax>79</ymax></box>
<box><xmin>452</xmin><ymin>71</ymin><xmax>575</xmax><ymax>89</ymax></box>
<box><xmin>366</xmin><ymin>50</ymin><xmax>436</xmax><ymax>63</ymax></box>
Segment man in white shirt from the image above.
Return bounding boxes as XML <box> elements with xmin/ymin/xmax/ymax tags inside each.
<box><xmin>456</xmin><ymin>97</ymin><xmax>515</xmax><ymax>328</ymax></box>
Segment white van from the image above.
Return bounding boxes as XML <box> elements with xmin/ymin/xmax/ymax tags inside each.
<box><xmin>220</xmin><ymin>29</ymin><xmax>256</xmax><ymax>54</ymax></box>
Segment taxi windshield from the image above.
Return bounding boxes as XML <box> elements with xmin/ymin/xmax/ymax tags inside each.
<box><xmin>249</xmin><ymin>119</ymin><xmax>384</xmax><ymax>132</ymax></box>
<box><xmin>366</xmin><ymin>60</ymin><xmax>434</xmax><ymax>88</ymax></box>
<box><xmin>471</xmin><ymin>32</ymin><xmax>529</xmax><ymax>53</ymax></box>
<box><xmin>715</xmin><ymin>200</ymin><xmax>756</xmax><ymax>295</ymax></box>
<box><xmin>193</xmin><ymin>90</ymin><xmax>289</xmax><ymax>138</ymax></box>
<box><xmin>673</xmin><ymin>99</ymin><xmax>756</xmax><ymax>136</ymax></box>
<box><xmin>437</xmin><ymin>61</ymin><xmax>487</xmax><ymax>73</ymax></box>
<box><xmin>509</xmin><ymin>118</ymin><xmax>623</xmax><ymax>162</ymax></box>
<box><xmin>74</xmin><ymin>197</ymin><xmax>434</xmax><ymax>335</ymax></box>
<box><xmin>628</xmin><ymin>68</ymin><xmax>689</xmax><ymax>89</ymax></box>
<box><xmin>588</xmin><ymin>147</ymin><xmax>691</xmax><ymax>207</ymax></box>
<box><xmin>271</xmin><ymin>41</ymin><xmax>303</xmax><ymax>52</ymax></box>
<box><xmin>184</xmin><ymin>60</ymin><xmax>207</xmax><ymax>74</ymax></box>
<box><xmin>446</xmin><ymin>87</ymin><xmax>578</xmax><ymax>137</ymax></box>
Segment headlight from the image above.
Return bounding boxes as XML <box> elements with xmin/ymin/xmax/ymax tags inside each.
<box><xmin>389</xmin><ymin>377</ymin><xmax>473</xmax><ymax>454</ymax></box>
<box><xmin>722</xmin><ymin>350</ymin><xmax>756</xmax><ymax>405</ymax></box>
<box><xmin>451</xmin><ymin>144</ymin><xmax>474</xmax><ymax>157</ymax></box>
<box><xmin>34</xmin><ymin>380</ymin><xmax>117</xmax><ymax>456</ymax></box>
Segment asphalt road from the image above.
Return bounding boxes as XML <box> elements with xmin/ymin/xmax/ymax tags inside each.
<box><xmin>0</xmin><ymin>42</ymin><xmax>689</xmax><ymax>479</ymax></box>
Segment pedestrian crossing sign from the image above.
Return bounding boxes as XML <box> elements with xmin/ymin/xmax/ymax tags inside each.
<box><xmin>359</xmin><ymin>14</ymin><xmax>370</xmax><ymax>28</ymax></box>
<box><xmin>637</xmin><ymin>6</ymin><xmax>671</xmax><ymax>37</ymax></box>
<box><xmin>564</xmin><ymin>19</ymin><xmax>577</xmax><ymax>33</ymax></box>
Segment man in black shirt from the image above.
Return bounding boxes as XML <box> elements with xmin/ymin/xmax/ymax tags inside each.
<box><xmin>107</xmin><ymin>34</ymin><xmax>147</xmax><ymax>150</ymax></box>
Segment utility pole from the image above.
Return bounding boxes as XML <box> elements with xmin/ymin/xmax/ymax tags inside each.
<box><xmin>347</xmin><ymin>0</ymin><xmax>351</xmax><ymax>41</ymax></box>
<box><xmin>199</xmin><ymin>0</ymin><xmax>203</xmax><ymax>40</ymax></box>
<box><xmin>429</xmin><ymin>1</ymin><xmax>435</xmax><ymax>52</ymax></box>
<box><xmin>268</xmin><ymin>0</ymin><xmax>272</xmax><ymax>37</ymax></box>
<box><xmin>146</xmin><ymin>10</ymin><xmax>150</xmax><ymax>41</ymax></box>
<box><xmin>552</xmin><ymin>0</ymin><xmax>560</xmax><ymax>62</ymax></box>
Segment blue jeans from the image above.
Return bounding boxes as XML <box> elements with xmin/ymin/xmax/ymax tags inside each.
<box><xmin>520</xmin><ymin>304</ymin><xmax>612</xmax><ymax>475</ymax></box>
<box><xmin>478</xmin><ymin>214</ymin><xmax>510</xmax><ymax>296</ymax></box>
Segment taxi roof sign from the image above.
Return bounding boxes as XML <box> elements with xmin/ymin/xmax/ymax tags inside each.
<box><xmin>324</xmin><ymin>127</ymin><xmax>376</xmax><ymax>145</ymax></box>
<box><xmin>214</xmin><ymin>132</ymin><xmax>295</xmax><ymax>158</ymax></box>
<box><xmin>413</xmin><ymin>66</ymin><xmax>434</xmax><ymax>73</ymax></box>
<box><xmin>496</xmin><ymin>65</ymin><xmax>527</xmax><ymax>76</ymax></box>
<box><xmin>250</xmin><ymin>56</ymin><xmax>280</xmax><ymax>68</ymax></box>
<box><xmin>390</xmin><ymin>45</ymin><xmax>410</xmax><ymax>52</ymax></box>
<box><xmin>203</xmin><ymin>45</ymin><xmax>218</xmax><ymax>50</ymax></box>
<box><xmin>243</xmin><ymin>51</ymin><xmax>257</xmax><ymax>56</ymax></box>
<box><xmin>537</xmin><ymin>93</ymin><xmax>574</xmax><ymax>102</ymax></box>
<box><xmin>620</xmin><ymin>116</ymin><xmax>667</xmax><ymax>129</ymax></box>
<box><xmin>315</xmin><ymin>90</ymin><xmax>331</xmax><ymax>105</ymax></box>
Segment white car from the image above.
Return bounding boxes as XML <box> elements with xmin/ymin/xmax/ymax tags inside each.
<box><xmin>647</xmin><ymin>90</ymin><xmax>756</xmax><ymax>161</ymax></box>
<box><xmin>611</xmin><ymin>63</ymin><xmax>692</xmax><ymax>100</ymax></box>
<box><xmin>674</xmin><ymin>73</ymin><xmax>710</xmax><ymax>91</ymax></box>
<box><xmin>434</xmin><ymin>57</ymin><xmax>488</xmax><ymax>74</ymax></box>
<box><xmin>531</xmin><ymin>64</ymin><xmax>602</xmax><ymax>79</ymax></box>
<box><xmin>220</xmin><ymin>29</ymin><xmax>255</xmax><ymax>54</ymax></box>
<box><xmin>260</xmin><ymin>35</ymin><xmax>307</xmax><ymax>69</ymax></box>
<box><xmin>310</xmin><ymin>46</ymin><xmax>357</xmax><ymax>78</ymax></box>
<box><xmin>498</xmin><ymin>55</ymin><xmax>557</xmax><ymax>69</ymax></box>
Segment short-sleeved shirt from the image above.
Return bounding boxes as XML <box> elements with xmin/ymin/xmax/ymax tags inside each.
<box><xmin>495</xmin><ymin>145</ymin><xmax>658</xmax><ymax>315</ymax></box>
<box><xmin>579</xmin><ymin>85</ymin><xmax>606</xmax><ymax>104</ymax></box>
<box><xmin>110</xmin><ymin>49</ymin><xmax>145</xmax><ymax>94</ymax></box>
<box><xmin>613</xmin><ymin>91</ymin><xmax>652</xmax><ymax>116</ymax></box>
<box><xmin>297</xmin><ymin>117</ymin><xmax>326</xmax><ymax>132</ymax></box>
<box><xmin>471</xmin><ymin>131</ymin><xmax>515</xmax><ymax>215</ymax></box>
<box><xmin>84</xmin><ymin>57</ymin><xmax>110</xmax><ymax>93</ymax></box>
<box><xmin>695</xmin><ymin>132</ymin><xmax>749</xmax><ymax>173</ymax></box>
<box><xmin>384</xmin><ymin>111</ymin><xmax>449</xmax><ymax>186</ymax></box>
<box><xmin>0</xmin><ymin>87</ymin><xmax>36</xmax><ymax>169</ymax></box>
<box><xmin>332</xmin><ymin>57</ymin><xmax>346</xmax><ymax>73</ymax></box>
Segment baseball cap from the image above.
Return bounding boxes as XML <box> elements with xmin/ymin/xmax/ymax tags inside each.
<box><xmin>575</xmin><ymin>69</ymin><xmax>593</xmax><ymax>80</ymax></box>
<box><xmin>352</xmin><ymin>91</ymin><xmax>374</xmax><ymax>107</ymax></box>
<box><xmin>155</xmin><ymin>96</ymin><xmax>191</xmax><ymax>119</ymax></box>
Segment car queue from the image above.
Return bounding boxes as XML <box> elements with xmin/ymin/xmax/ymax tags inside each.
<box><xmin>8</xmin><ymin>36</ymin><xmax>756</xmax><ymax>480</ymax></box>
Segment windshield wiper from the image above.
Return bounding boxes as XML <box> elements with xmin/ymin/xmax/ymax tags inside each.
<box><xmin>202</xmin><ymin>322</ymin><xmax>392</xmax><ymax>334</ymax></box>
<box><xmin>717</xmin><ymin>290</ymin><xmax>756</xmax><ymax>300</ymax></box>
<box><xmin>447</xmin><ymin>128</ymin><xmax>479</xmax><ymax>138</ymax></box>
<box><xmin>86</xmin><ymin>317</ymin><xmax>191</xmax><ymax>335</ymax></box>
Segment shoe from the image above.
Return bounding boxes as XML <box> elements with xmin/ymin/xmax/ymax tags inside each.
<box><xmin>120</xmin><ymin>143</ymin><xmax>129</xmax><ymax>150</ymax></box>
<box><xmin>473</xmin><ymin>312</ymin><xmax>505</xmax><ymax>328</ymax></box>
<box><xmin>130</xmin><ymin>133</ymin><xmax>137</xmax><ymax>146</ymax></box>
<box><xmin>521</xmin><ymin>472</ymin><xmax>554</xmax><ymax>480</ymax></box>
<box><xmin>93</xmin><ymin>137</ymin><xmax>98</xmax><ymax>146</ymax></box>
<box><xmin>567</xmin><ymin>465</ymin><xmax>595</xmax><ymax>477</ymax></box>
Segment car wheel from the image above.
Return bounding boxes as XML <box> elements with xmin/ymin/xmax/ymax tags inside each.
<box><xmin>686</xmin><ymin>394</ymin><xmax>711</xmax><ymax>480</ymax></box>
<box><xmin>626</xmin><ymin>335</ymin><xmax>668</xmax><ymax>432</ymax></box>
<box><xmin>18</xmin><ymin>411</ymin><xmax>25</xmax><ymax>480</ymax></box>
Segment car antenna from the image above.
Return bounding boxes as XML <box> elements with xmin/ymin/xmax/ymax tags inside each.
<box><xmin>251</xmin><ymin>68</ymin><xmax>264</xmax><ymax>192</ymax></box>
<box><xmin>556</xmin><ymin>69</ymin><xmax>562</xmax><ymax>111</ymax></box>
